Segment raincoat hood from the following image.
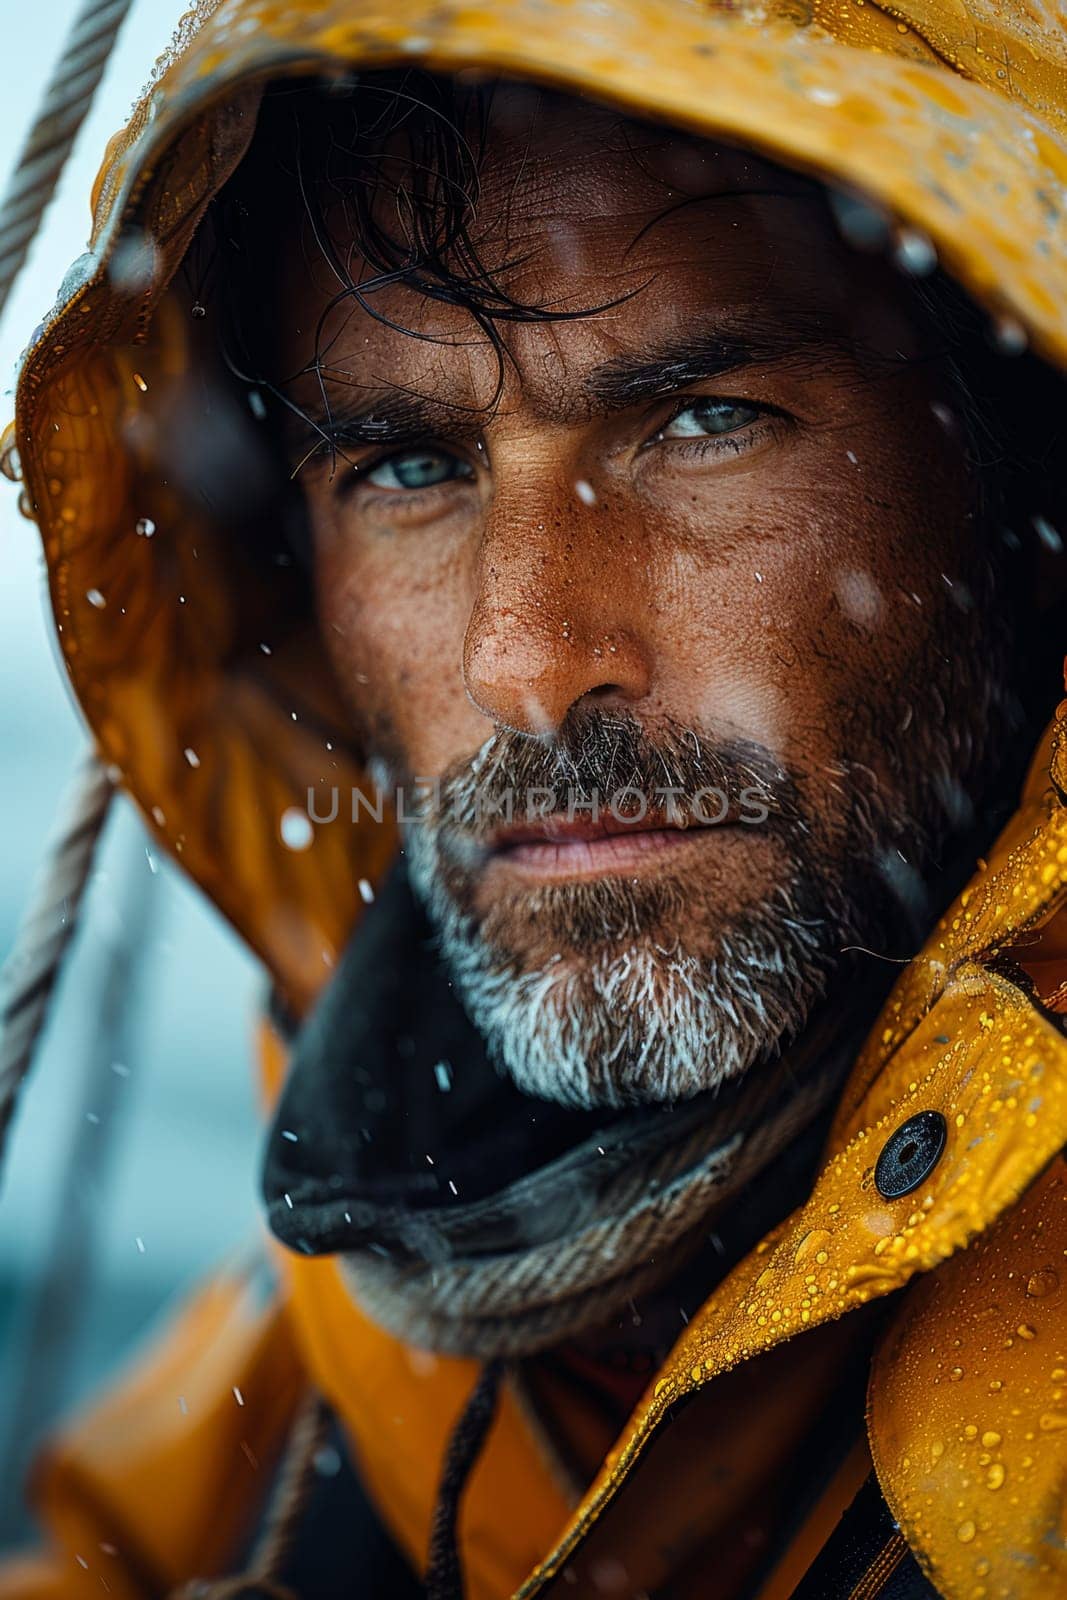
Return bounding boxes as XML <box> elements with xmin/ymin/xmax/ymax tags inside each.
<box><xmin>10</xmin><ymin>0</ymin><xmax>1067</xmax><ymax>1014</ymax></box>
<box><xmin>8</xmin><ymin>5</ymin><xmax>1067</xmax><ymax>1599</ymax></box>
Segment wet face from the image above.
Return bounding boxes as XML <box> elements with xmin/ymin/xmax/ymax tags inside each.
<box><xmin>278</xmin><ymin>89</ymin><xmax>1011</xmax><ymax>1107</ymax></box>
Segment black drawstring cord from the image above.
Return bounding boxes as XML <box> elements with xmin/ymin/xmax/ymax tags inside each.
<box><xmin>425</xmin><ymin>1360</ymin><xmax>507</xmax><ymax>1600</ymax></box>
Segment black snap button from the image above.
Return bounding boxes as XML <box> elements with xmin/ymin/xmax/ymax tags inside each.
<box><xmin>874</xmin><ymin>1110</ymin><xmax>947</xmax><ymax>1199</ymax></box>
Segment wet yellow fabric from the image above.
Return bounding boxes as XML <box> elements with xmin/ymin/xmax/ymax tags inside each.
<box><xmin>7</xmin><ymin>0</ymin><xmax>1067</xmax><ymax>1594</ymax></box>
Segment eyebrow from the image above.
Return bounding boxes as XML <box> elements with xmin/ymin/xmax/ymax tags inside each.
<box><xmin>286</xmin><ymin>316</ymin><xmax>844</xmax><ymax>466</ymax></box>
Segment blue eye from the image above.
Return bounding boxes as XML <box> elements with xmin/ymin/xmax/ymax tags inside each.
<box><xmin>364</xmin><ymin>449</ymin><xmax>473</xmax><ymax>490</ymax></box>
<box><xmin>659</xmin><ymin>399</ymin><xmax>760</xmax><ymax>439</ymax></box>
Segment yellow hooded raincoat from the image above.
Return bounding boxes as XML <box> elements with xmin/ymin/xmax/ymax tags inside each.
<box><xmin>3</xmin><ymin>0</ymin><xmax>1067</xmax><ymax>1596</ymax></box>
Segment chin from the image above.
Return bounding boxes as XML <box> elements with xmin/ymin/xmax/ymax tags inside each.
<box><xmin>439</xmin><ymin>896</ymin><xmax>834</xmax><ymax>1109</ymax></box>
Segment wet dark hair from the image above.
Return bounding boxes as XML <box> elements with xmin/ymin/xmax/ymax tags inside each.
<box><xmin>202</xmin><ymin>71</ymin><xmax>633</xmax><ymax>469</ymax></box>
<box><xmin>193</xmin><ymin>69</ymin><xmax>1066</xmax><ymax>716</ymax></box>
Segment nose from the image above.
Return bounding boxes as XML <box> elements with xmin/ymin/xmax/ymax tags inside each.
<box><xmin>462</xmin><ymin>476</ymin><xmax>653</xmax><ymax>735</ymax></box>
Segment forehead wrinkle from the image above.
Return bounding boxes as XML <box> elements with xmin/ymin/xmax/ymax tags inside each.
<box><xmin>292</xmin><ymin>308</ymin><xmax>849</xmax><ymax>456</ymax></box>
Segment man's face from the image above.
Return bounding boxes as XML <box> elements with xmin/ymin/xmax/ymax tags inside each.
<box><xmin>279</xmin><ymin>89</ymin><xmax>1011</xmax><ymax>1107</ymax></box>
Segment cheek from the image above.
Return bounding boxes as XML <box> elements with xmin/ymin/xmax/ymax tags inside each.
<box><xmin>646</xmin><ymin>439</ymin><xmax>972</xmax><ymax>765</ymax></box>
<box><xmin>311</xmin><ymin>508</ymin><xmax>485</xmax><ymax>771</ymax></box>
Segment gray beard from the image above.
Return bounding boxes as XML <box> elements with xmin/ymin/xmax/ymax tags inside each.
<box><xmin>387</xmin><ymin>573</ymin><xmax>1015</xmax><ymax>1111</ymax></box>
<box><xmin>406</xmin><ymin>820</ymin><xmax>836</xmax><ymax>1108</ymax></box>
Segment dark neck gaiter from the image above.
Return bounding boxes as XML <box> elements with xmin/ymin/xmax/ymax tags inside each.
<box><xmin>263</xmin><ymin>860</ymin><xmax>869</xmax><ymax>1357</ymax></box>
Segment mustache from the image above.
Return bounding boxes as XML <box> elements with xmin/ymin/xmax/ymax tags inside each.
<box><xmin>420</xmin><ymin>709</ymin><xmax>803</xmax><ymax>843</ymax></box>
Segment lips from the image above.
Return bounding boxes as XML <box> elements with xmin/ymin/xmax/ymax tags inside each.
<box><xmin>489</xmin><ymin>807</ymin><xmax>695</xmax><ymax>850</ymax></box>
<box><xmin>484</xmin><ymin>807</ymin><xmax>716</xmax><ymax>881</ymax></box>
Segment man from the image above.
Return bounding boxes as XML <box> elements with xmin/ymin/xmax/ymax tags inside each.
<box><xmin>2</xmin><ymin>0</ymin><xmax>1067</xmax><ymax>1596</ymax></box>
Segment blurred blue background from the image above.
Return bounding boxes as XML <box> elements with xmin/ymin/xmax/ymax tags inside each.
<box><xmin>0</xmin><ymin>0</ymin><xmax>265</xmax><ymax>1548</ymax></box>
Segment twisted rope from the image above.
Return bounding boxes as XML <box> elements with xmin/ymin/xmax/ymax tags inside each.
<box><xmin>0</xmin><ymin>0</ymin><xmax>135</xmax><ymax>320</ymax></box>
<box><xmin>169</xmin><ymin>1391</ymin><xmax>331</xmax><ymax>1600</ymax></box>
<box><xmin>0</xmin><ymin>749</ymin><xmax>115</xmax><ymax>1172</ymax></box>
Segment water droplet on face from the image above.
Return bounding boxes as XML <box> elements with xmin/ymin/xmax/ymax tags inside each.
<box><xmin>280</xmin><ymin>808</ymin><xmax>314</xmax><ymax>851</ymax></box>
<box><xmin>132</xmin><ymin>373</ymin><xmax>148</xmax><ymax>393</ymax></box>
<box><xmin>86</xmin><ymin>588</ymin><xmax>106</xmax><ymax>608</ymax></box>
<box><xmin>183</xmin><ymin>748</ymin><xmax>200</xmax><ymax>768</ymax></box>
<box><xmin>358</xmin><ymin>878</ymin><xmax>375</xmax><ymax>904</ymax></box>
<box><xmin>574</xmin><ymin>478</ymin><xmax>597</xmax><ymax>506</ymax></box>
<box><xmin>136</xmin><ymin>517</ymin><xmax>155</xmax><ymax>537</ymax></box>
<box><xmin>836</xmin><ymin>570</ymin><xmax>883</xmax><ymax>628</ymax></box>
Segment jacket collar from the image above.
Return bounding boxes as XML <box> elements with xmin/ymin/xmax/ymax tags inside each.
<box><xmin>518</xmin><ymin>711</ymin><xmax>1067</xmax><ymax>1596</ymax></box>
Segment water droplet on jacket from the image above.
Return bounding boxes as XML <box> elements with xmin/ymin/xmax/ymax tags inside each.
<box><xmin>794</xmin><ymin>1227</ymin><xmax>833</xmax><ymax>1263</ymax></box>
<box><xmin>957</xmin><ymin>1519</ymin><xmax>976</xmax><ymax>1543</ymax></box>
<box><xmin>132</xmin><ymin>373</ymin><xmax>148</xmax><ymax>393</ymax></box>
<box><xmin>981</xmin><ymin>1431</ymin><xmax>1001</xmax><ymax>1448</ymax></box>
<box><xmin>191</xmin><ymin>302</ymin><xmax>206</xmax><ymax>319</ymax></box>
<box><xmin>1039</xmin><ymin>1410</ymin><xmax>1067</xmax><ymax>1431</ymax></box>
<box><xmin>949</xmin><ymin>1365</ymin><xmax>965</xmax><ymax>1381</ymax></box>
<box><xmin>985</xmin><ymin>1463</ymin><xmax>1005</xmax><ymax>1490</ymax></box>
<box><xmin>1016</xmin><ymin>1323</ymin><xmax>1037</xmax><ymax>1340</ymax></box>
<box><xmin>280</xmin><ymin>808</ymin><xmax>314</xmax><ymax>850</ymax></box>
<box><xmin>1026</xmin><ymin>1269</ymin><xmax>1057</xmax><ymax>1298</ymax></box>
